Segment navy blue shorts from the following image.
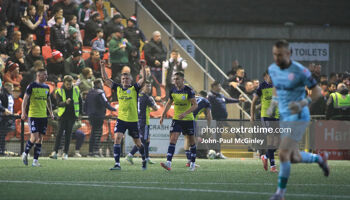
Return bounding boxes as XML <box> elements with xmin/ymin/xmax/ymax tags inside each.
<box><xmin>114</xmin><ymin>119</ymin><xmax>139</xmax><ymax>139</ymax></box>
<box><xmin>138</xmin><ymin>122</ymin><xmax>150</xmax><ymax>141</ymax></box>
<box><xmin>29</xmin><ymin>117</ymin><xmax>48</xmax><ymax>134</ymax></box>
<box><xmin>170</xmin><ymin>120</ymin><xmax>195</xmax><ymax>135</ymax></box>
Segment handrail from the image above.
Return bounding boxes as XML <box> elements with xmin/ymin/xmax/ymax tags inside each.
<box><xmin>146</xmin><ymin>0</ymin><xmax>252</xmax><ymax>104</ymax></box>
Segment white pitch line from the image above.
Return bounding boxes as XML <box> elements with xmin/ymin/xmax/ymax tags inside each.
<box><xmin>0</xmin><ymin>180</ymin><xmax>350</xmax><ymax>199</ymax></box>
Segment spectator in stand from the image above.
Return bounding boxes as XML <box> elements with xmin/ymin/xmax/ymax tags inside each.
<box><xmin>241</xmin><ymin>80</ymin><xmax>255</xmax><ymax>117</ymax></box>
<box><xmin>320</xmin><ymin>74</ymin><xmax>328</xmax><ymax>82</ymax></box>
<box><xmin>3</xmin><ymin>61</ymin><xmax>22</xmax><ymax>88</ymax></box>
<box><xmin>52</xmin><ymin>0</ymin><xmax>78</xmax><ymax>20</ymax></box>
<box><xmin>47</xmin><ymin>50</ymin><xmax>65</xmax><ymax>82</ymax></box>
<box><xmin>64</xmin><ymin>49</ymin><xmax>85</xmax><ymax>79</ymax></box>
<box><xmin>326</xmin><ymin>83</ymin><xmax>350</xmax><ymax>120</ymax></box>
<box><xmin>65</xmin><ymin>15</ymin><xmax>82</xmax><ymax>43</ymax></box>
<box><xmin>0</xmin><ymin>26</ymin><xmax>8</xmax><ymax>55</ymax></box>
<box><xmin>329</xmin><ymin>73</ymin><xmax>338</xmax><ymax>85</ymax></box>
<box><xmin>77</xmin><ymin>0</ymin><xmax>91</xmax><ymax>29</ymax></box>
<box><xmin>24</xmin><ymin>34</ymin><xmax>36</xmax><ymax>56</ymax></box>
<box><xmin>24</xmin><ymin>45</ymin><xmax>44</xmax><ymax>70</ymax></box>
<box><xmin>144</xmin><ymin>30</ymin><xmax>167</xmax><ymax>85</ymax></box>
<box><xmin>13</xmin><ymin>86</ymin><xmax>22</xmax><ymax>115</ymax></box>
<box><xmin>252</xmin><ymin>79</ymin><xmax>259</xmax><ymax>91</ymax></box>
<box><xmin>310</xmin><ymin>81</ymin><xmax>328</xmax><ymax>115</ymax></box>
<box><xmin>226</xmin><ymin>59</ymin><xmax>240</xmax><ymax>78</ymax></box>
<box><xmin>104</xmin><ymin>13</ymin><xmax>124</xmax><ymax>42</ymax></box>
<box><xmin>208</xmin><ymin>81</ymin><xmax>245</xmax><ymax>120</ymax></box>
<box><xmin>7</xmin><ymin>31</ymin><xmax>26</xmax><ymax>57</ymax></box>
<box><xmin>35</xmin><ymin>3</ymin><xmax>48</xmax><ymax>47</ymax></box>
<box><xmin>85</xmin><ymin>49</ymin><xmax>102</xmax><ymax>78</ymax></box>
<box><xmin>141</xmin><ymin>64</ymin><xmax>162</xmax><ymax>102</ymax></box>
<box><xmin>0</xmin><ymin>82</ymin><xmax>15</xmax><ymax>156</ymax></box>
<box><xmin>65</xmin><ymin>26</ymin><xmax>82</xmax><ymax>58</ymax></box>
<box><xmin>48</xmin><ymin>7</ymin><xmax>65</xmax><ymax>28</ymax></box>
<box><xmin>109</xmin><ymin>27</ymin><xmax>134</xmax><ymax>82</ymax></box>
<box><xmin>91</xmin><ymin>28</ymin><xmax>105</xmax><ymax>59</ymax></box>
<box><xmin>50</xmin><ymin>16</ymin><xmax>66</xmax><ymax>56</ymax></box>
<box><xmin>20</xmin><ymin>5</ymin><xmax>43</xmax><ymax>40</ymax></box>
<box><xmin>20</xmin><ymin>60</ymin><xmax>44</xmax><ymax>97</ymax></box>
<box><xmin>90</xmin><ymin>0</ymin><xmax>110</xmax><ymax>24</ymax></box>
<box><xmin>83</xmin><ymin>11</ymin><xmax>103</xmax><ymax>46</ymax></box>
<box><xmin>9</xmin><ymin>48</ymin><xmax>27</xmax><ymax>73</ymax></box>
<box><xmin>163</xmin><ymin>49</ymin><xmax>187</xmax><ymax>99</ymax></box>
<box><xmin>124</xmin><ymin>16</ymin><xmax>146</xmax><ymax>54</ymax></box>
<box><xmin>328</xmin><ymin>82</ymin><xmax>337</xmax><ymax>94</ymax></box>
<box><xmin>76</xmin><ymin>67</ymin><xmax>95</xmax><ymax>95</ymax></box>
<box><xmin>224</xmin><ymin>66</ymin><xmax>246</xmax><ymax>98</ymax></box>
<box><xmin>0</xmin><ymin>0</ymin><xmax>8</xmax><ymax>28</ymax></box>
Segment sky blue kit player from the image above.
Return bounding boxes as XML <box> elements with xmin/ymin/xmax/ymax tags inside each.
<box><xmin>267</xmin><ymin>40</ymin><xmax>329</xmax><ymax>200</ymax></box>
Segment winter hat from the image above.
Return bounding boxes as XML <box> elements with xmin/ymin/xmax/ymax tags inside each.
<box><xmin>68</xmin><ymin>26</ymin><xmax>78</xmax><ymax>36</ymax></box>
<box><xmin>113</xmin><ymin>13</ymin><xmax>122</xmax><ymax>20</ymax></box>
<box><xmin>52</xmin><ymin>50</ymin><xmax>63</xmax><ymax>61</ymax></box>
<box><xmin>7</xmin><ymin>61</ymin><xmax>19</xmax><ymax>72</ymax></box>
<box><xmin>128</xmin><ymin>16</ymin><xmax>137</xmax><ymax>24</ymax></box>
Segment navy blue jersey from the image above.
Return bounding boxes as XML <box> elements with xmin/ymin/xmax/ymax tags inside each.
<box><xmin>193</xmin><ymin>96</ymin><xmax>211</xmax><ymax>119</ymax></box>
<box><xmin>138</xmin><ymin>92</ymin><xmax>156</xmax><ymax>125</ymax></box>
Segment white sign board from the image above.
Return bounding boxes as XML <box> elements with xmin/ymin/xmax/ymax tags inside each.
<box><xmin>290</xmin><ymin>43</ymin><xmax>329</xmax><ymax>61</ymax></box>
<box><xmin>177</xmin><ymin>39</ymin><xmax>195</xmax><ymax>58</ymax></box>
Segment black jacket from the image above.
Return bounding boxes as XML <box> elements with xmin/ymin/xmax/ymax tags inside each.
<box><xmin>0</xmin><ymin>88</ymin><xmax>15</xmax><ymax>129</ymax></box>
<box><xmin>85</xmin><ymin>88</ymin><xmax>116</xmax><ymax>118</ymax></box>
<box><xmin>143</xmin><ymin>39</ymin><xmax>167</xmax><ymax>69</ymax></box>
<box><xmin>24</xmin><ymin>52</ymin><xmax>44</xmax><ymax>70</ymax></box>
<box><xmin>124</xmin><ymin>26</ymin><xmax>146</xmax><ymax>49</ymax></box>
<box><xmin>208</xmin><ymin>91</ymin><xmax>239</xmax><ymax>120</ymax></box>
<box><xmin>50</xmin><ymin>24</ymin><xmax>66</xmax><ymax>53</ymax></box>
<box><xmin>84</xmin><ymin>19</ymin><xmax>103</xmax><ymax>46</ymax></box>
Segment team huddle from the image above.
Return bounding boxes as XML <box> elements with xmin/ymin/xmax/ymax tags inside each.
<box><xmin>20</xmin><ymin>40</ymin><xmax>330</xmax><ymax>200</ymax></box>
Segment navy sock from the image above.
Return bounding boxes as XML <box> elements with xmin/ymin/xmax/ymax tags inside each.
<box><xmin>129</xmin><ymin>145</ymin><xmax>138</xmax><ymax>156</ymax></box>
<box><xmin>185</xmin><ymin>150</ymin><xmax>191</xmax><ymax>161</ymax></box>
<box><xmin>34</xmin><ymin>143</ymin><xmax>42</xmax><ymax>160</ymax></box>
<box><xmin>138</xmin><ymin>144</ymin><xmax>146</xmax><ymax>161</ymax></box>
<box><xmin>25</xmin><ymin>141</ymin><xmax>34</xmax><ymax>154</ymax></box>
<box><xmin>190</xmin><ymin>144</ymin><xmax>196</xmax><ymax>163</ymax></box>
<box><xmin>145</xmin><ymin>141</ymin><xmax>150</xmax><ymax>158</ymax></box>
<box><xmin>113</xmin><ymin>144</ymin><xmax>121</xmax><ymax>164</ymax></box>
<box><xmin>166</xmin><ymin>143</ymin><xmax>176</xmax><ymax>162</ymax></box>
<box><xmin>268</xmin><ymin>149</ymin><xmax>276</xmax><ymax>166</ymax></box>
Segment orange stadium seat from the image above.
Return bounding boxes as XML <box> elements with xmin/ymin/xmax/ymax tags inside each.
<box><xmin>80</xmin><ymin>29</ymin><xmax>85</xmax><ymax>41</ymax></box>
<box><xmin>104</xmin><ymin>85</ymin><xmax>112</xmax><ymax>98</ymax></box>
<box><xmin>45</xmin><ymin>81</ymin><xmax>56</xmax><ymax>94</ymax></box>
<box><xmin>150</xmin><ymin>102</ymin><xmax>164</xmax><ymax>118</ymax></box>
<box><xmin>15</xmin><ymin>119</ymin><xmax>31</xmax><ymax>141</ymax></box>
<box><xmin>42</xmin><ymin>45</ymin><xmax>52</xmax><ymax>61</ymax></box>
<box><xmin>166</xmin><ymin>105</ymin><xmax>175</xmax><ymax>118</ymax></box>
<box><xmin>105</xmin><ymin>66</ymin><xmax>112</xmax><ymax>79</ymax></box>
<box><xmin>100</xmin><ymin>120</ymin><xmax>110</xmax><ymax>142</ymax></box>
<box><xmin>78</xmin><ymin>120</ymin><xmax>91</xmax><ymax>139</ymax></box>
<box><xmin>5</xmin><ymin>130</ymin><xmax>16</xmax><ymax>141</ymax></box>
<box><xmin>106</xmin><ymin>101</ymin><xmax>118</xmax><ymax>117</ymax></box>
<box><xmin>152</xmin><ymin>85</ymin><xmax>166</xmax><ymax>99</ymax></box>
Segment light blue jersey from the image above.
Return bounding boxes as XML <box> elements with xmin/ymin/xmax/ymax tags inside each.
<box><xmin>268</xmin><ymin>61</ymin><xmax>317</xmax><ymax>122</ymax></box>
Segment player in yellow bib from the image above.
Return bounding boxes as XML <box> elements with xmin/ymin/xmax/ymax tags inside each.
<box><xmin>160</xmin><ymin>72</ymin><xmax>198</xmax><ymax>171</ymax></box>
<box><xmin>101</xmin><ymin>62</ymin><xmax>147</xmax><ymax>170</ymax></box>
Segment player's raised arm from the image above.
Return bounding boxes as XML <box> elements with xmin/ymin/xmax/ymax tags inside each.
<box><xmin>137</xmin><ymin>64</ymin><xmax>146</xmax><ymax>87</ymax></box>
<box><xmin>160</xmin><ymin>98</ymin><xmax>173</xmax><ymax>125</ymax></box>
<box><xmin>100</xmin><ymin>60</ymin><xmax>113</xmax><ymax>88</ymax></box>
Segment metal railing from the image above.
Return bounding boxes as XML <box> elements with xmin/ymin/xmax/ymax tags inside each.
<box><xmin>132</xmin><ymin>0</ymin><xmax>252</xmax><ymax>119</ymax></box>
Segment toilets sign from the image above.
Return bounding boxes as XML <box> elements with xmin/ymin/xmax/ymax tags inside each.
<box><xmin>290</xmin><ymin>43</ymin><xmax>329</xmax><ymax>61</ymax></box>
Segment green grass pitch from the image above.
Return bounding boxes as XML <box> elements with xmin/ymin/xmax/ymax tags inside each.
<box><xmin>1</xmin><ymin>157</ymin><xmax>350</xmax><ymax>200</ymax></box>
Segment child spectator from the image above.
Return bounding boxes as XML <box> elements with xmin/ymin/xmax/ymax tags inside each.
<box><xmin>65</xmin><ymin>15</ymin><xmax>83</xmax><ymax>43</ymax></box>
<box><xmin>91</xmin><ymin>28</ymin><xmax>105</xmax><ymax>59</ymax></box>
<box><xmin>65</xmin><ymin>27</ymin><xmax>82</xmax><ymax>58</ymax></box>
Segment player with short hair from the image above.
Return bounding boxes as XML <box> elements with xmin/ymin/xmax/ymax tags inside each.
<box><xmin>160</xmin><ymin>71</ymin><xmax>198</xmax><ymax>171</ymax></box>
<box><xmin>184</xmin><ymin>90</ymin><xmax>211</xmax><ymax>167</ymax></box>
<box><xmin>101</xmin><ymin>62</ymin><xmax>147</xmax><ymax>170</ymax></box>
<box><xmin>250</xmin><ymin>71</ymin><xmax>279</xmax><ymax>173</ymax></box>
<box><xmin>126</xmin><ymin>81</ymin><xmax>158</xmax><ymax>164</ymax></box>
<box><xmin>267</xmin><ymin>40</ymin><xmax>329</xmax><ymax>200</ymax></box>
<box><xmin>21</xmin><ymin>68</ymin><xmax>54</xmax><ymax>167</ymax></box>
